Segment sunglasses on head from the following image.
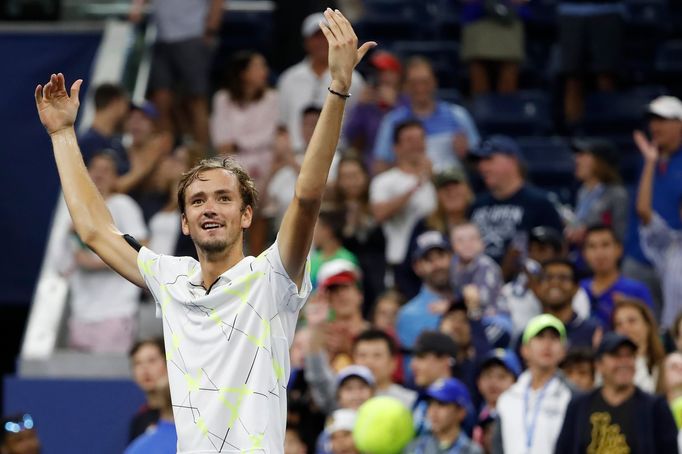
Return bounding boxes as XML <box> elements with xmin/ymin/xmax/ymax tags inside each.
<box><xmin>4</xmin><ymin>414</ymin><xmax>33</xmax><ymax>434</ymax></box>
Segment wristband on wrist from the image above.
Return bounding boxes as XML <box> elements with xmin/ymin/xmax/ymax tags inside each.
<box><xmin>328</xmin><ymin>86</ymin><xmax>351</xmax><ymax>99</ymax></box>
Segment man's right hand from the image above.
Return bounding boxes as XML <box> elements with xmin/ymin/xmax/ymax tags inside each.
<box><xmin>633</xmin><ymin>130</ymin><xmax>659</xmax><ymax>162</ymax></box>
<box><xmin>35</xmin><ymin>73</ymin><xmax>82</xmax><ymax>136</ymax></box>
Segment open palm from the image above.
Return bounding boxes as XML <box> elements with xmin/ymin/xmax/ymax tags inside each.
<box><xmin>35</xmin><ymin>73</ymin><xmax>82</xmax><ymax>135</ymax></box>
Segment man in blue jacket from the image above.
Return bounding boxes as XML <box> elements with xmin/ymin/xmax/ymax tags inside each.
<box><xmin>555</xmin><ymin>332</ymin><xmax>678</xmax><ymax>454</ymax></box>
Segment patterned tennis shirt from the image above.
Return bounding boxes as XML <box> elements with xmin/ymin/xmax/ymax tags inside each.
<box><xmin>137</xmin><ymin>239</ymin><xmax>311</xmax><ymax>453</ymax></box>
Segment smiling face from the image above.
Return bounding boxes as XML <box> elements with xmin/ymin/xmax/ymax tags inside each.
<box><xmin>181</xmin><ymin>168</ymin><xmax>253</xmax><ymax>256</ymax></box>
<box><xmin>597</xmin><ymin>345</ymin><xmax>637</xmax><ymax>391</ymax></box>
<box><xmin>537</xmin><ymin>263</ymin><xmax>578</xmax><ymax>311</ymax></box>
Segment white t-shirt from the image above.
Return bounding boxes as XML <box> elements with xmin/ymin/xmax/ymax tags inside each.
<box><xmin>369</xmin><ymin>168</ymin><xmax>436</xmax><ymax>264</ymax></box>
<box><xmin>137</xmin><ymin>240</ymin><xmax>311</xmax><ymax>453</ymax></box>
<box><xmin>67</xmin><ymin>194</ymin><xmax>148</xmax><ymax>322</ymax></box>
<box><xmin>148</xmin><ymin>210</ymin><xmax>182</xmax><ymax>256</ymax></box>
<box><xmin>277</xmin><ymin>59</ymin><xmax>365</xmax><ymax>151</ymax></box>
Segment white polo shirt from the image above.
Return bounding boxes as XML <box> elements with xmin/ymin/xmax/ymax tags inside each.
<box><xmin>137</xmin><ymin>239</ymin><xmax>311</xmax><ymax>453</ymax></box>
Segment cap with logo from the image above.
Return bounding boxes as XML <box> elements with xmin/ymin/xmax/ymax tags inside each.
<box><xmin>478</xmin><ymin>348</ymin><xmax>522</xmax><ymax>378</ymax></box>
<box><xmin>412</xmin><ymin>231</ymin><xmax>450</xmax><ymax>262</ymax></box>
<box><xmin>424</xmin><ymin>377</ymin><xmax>472</xmax><ymax>410</ymax></box>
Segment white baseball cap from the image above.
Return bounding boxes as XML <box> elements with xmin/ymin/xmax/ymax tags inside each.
<box><xmin>647</xmin><ymin>96</ymin><xmax>682</xmax><ymax>120</ymax></box>
<box><xmin>301</xmin><ymin>12</ymin><xmax>326</xmax><ymax>38</ymax></box>
<box><xmin>326</xmin><ymin>409</ymin><xmax>357</xmax><ymax>434</ymax></box>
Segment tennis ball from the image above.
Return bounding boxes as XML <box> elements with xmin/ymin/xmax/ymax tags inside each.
<box><xmin>353</xmin><ymin>396</ymin><xmax>414</xmax><ymax>454</ymax></box>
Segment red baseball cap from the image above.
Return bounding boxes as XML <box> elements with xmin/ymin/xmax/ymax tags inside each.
<box><xmin>317</xmin><ymin>259</ymin><xmax>361</xmax><ymax>289</ymax></box>
<box><xmin>370</xmin><ymin>51</ymin><xmax>402</xmax><ymax>73</ymax></box>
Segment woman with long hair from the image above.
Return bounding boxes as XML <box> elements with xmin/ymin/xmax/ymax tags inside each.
<box><xmin>566</xmin><ymin>138</ymin><xmax>628</xmax><ymax>245</ymax></box>
<box><xmin>332</xmin><ymin>153</ymin><xmax>386</xmax><ymax>311</ymax></box>
<box><xmin>612</xmin><ymin>298</ymin><xmax>665</xmax><ymax>393</ymax></box>
<box><xmin>210</xmin><ymin>50</ymin><xmax>278</xmax><ymax>189</ymax></box>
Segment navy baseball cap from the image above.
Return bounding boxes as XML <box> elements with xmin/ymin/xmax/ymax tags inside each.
<box><xmin>412</xmin><ymin>231</ymin><xmax>450</xmax><ymax>262</ymax></box>
<box><xmin>470</xmin><ymin>135</ymin><xmax>523</xmax><ymax>160</ymax></box>
<box><xmin>130</xmin><ymin>100</ymin><xmax>159</xmax><ymax>120</ymax></box>
<box><xmin>478</xmin><ymin>348</ymin><xmax>522</xmax><ymax>378</ymax></box>
<box><xmin>596</xmin><ymin>332</ymin><xmax>637</xmax><ymax>359</ymax></box>
<box><xmin>425</xmin><ymin>378</ymin><xmax>472</xmax><ymax>409</ymax></box>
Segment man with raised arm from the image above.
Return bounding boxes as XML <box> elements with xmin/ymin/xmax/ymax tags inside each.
<box><xmin>35</xmin><ymin>9</ymin><xmax>375</xmax><ymax>453</ymax></box>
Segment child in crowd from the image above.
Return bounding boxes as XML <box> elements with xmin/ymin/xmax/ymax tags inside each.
<box><xmin>560</xmin><ymin>348</ymin><xmax>596</xmax><ymax>391</ymax></box>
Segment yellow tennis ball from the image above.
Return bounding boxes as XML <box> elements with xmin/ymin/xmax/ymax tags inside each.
<box><xmin>353</xmin><ymin>396</ymin><xmax>414</xmax><ymax>454</ymax></box>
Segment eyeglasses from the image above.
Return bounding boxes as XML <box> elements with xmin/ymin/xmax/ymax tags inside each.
<box><xmin>4</xmin><ymin>414</ymin><xmax>34</xmax><ymax>434</ymax></box>
<box><xmin>539</xmin><ymin>273</ymin><xmax>574</xmax><ymax>284</ymax></box>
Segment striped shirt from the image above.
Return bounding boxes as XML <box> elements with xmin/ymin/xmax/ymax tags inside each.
<box><xmin>640</xmin><ymin>213</ymin><xmax>682</xmax><ymax>329</ymax></box>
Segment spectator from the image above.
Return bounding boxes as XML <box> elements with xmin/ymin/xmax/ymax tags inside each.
<box><xmin>558</xmin><ymin>0</ymin><xmax>624</xmax><ymax>124</ymax></box>
<box><xmin>566</xmin><ymin>138</ymin><xmax>628</xmax><ymax>245</ymax></box>
<box><xmin>372</xmin><ymin>57</ymin><xmax>480</xmax><ymax>173</ymax></box>
<box><xmin>121</xmin><ymin>102</ymin><xmax>174</xmax><ymax>222</ymax></box>
<box><xmin>555</xmin><ymin>333</ymin><xmax>679</xmax><ymax>454</ymax></box>
<box><xmin>623</xmin><ymin>96</ymin><xmax>682</xmax><ymax>314</ymax></box>
<box><xmin>460</xmin><ymin>0</ymin><xmax>528</xmax><ymax>95</ymax></box>
<box><xmin>285</xmin><ymin>426</ymin><xmax>308</xmax><ymax>454</ymax></box>
<box><xmin>635</xmin><ymin>129</ymin><xmax>682</xmax><ymax>330</ymax></box>
<box><xmin>129</xmin><ymin>0</ymin><xmax>222</xmax><ymax>146</ymax></box>
<box><xmin>402</xmin><ymin>167</ymin><xmax>474</xmax><ymax>299</ymax></box>
<box><xmin>333</xmin><ymin>154</ymin><xmax>386</xmax><ymax>307</ymax></box>
<box><xmin>78</xmin><ymin>83</ymin><xmax>129</xmax><ymax>172</ymax></box>
<box><xmin>528</xmin><ymin>227</ymin><xmax>565</xmax><ymax>264</ymax></box>
<box><xmin>396</xmin><ymin>231</ymin><xmax>452</xmax><ymax>354</ymax></box>
<box><xmin>59</xmin><ymin>151</ymin><xmax>148</xmax><ymax>353</ymax></box>
<box><xmin>343</xmin><ymin>51</ymin><xmax>404</xmax><ymax>167</ymax></box>
<box><xmin>352</xmin><ymin>329</ymin><xmax>417</xmax><ymax>408</ymax></box>
<box><xmin>124</xmin><ymin>378</ymin><xmax>177</xmax><ymax>454</ymax></box>
<box><xmin>369</xmin><ymin>121</ymin><xmax>436</xmax><ymax>282</ymax></box>
<box><xmin>404</xmin><ymin>378</ymin><xmax>483</xmax><ymax>454</ymax></box>
<box><xmin>129</xmin><ymin>338</ymin><xmax>168</xmax><ymax>441</ymax></box>
<box><xmin>277</xmin><ymin>12</ymin><xmax>366</xmax><ymax>152</ymax></box>
<box><xmin>661</xmin><ymin>352</ymin><xmax>682</xmax><ymax>404</ymax></box>
<box><xmin>536</xmin><ymin>258</ymin><xmax>601</xmax><ymax>348</ymax></box>
<box><xmin>311</xmin><ymin>210</ymin><xmax>360</xmax><ymax>287</ymax></box>
<box><xmin>469</xmin><ymin>135</ymin><xmax>564</xmax><ymax>279</ymax></box>
<box><xmin>410</xmin><ymin>331</ymin><xmax>460</xmax><ymax>436</ymax></box>
<box><xmin>325</xmin><ymin>409</ymin><xmax>360</xmax><ymax>454</ymax></box>
<box><xmin>210</xmin><ymin>51</ymin><xmax>279</xmax><ymax>189</ymax></box>
<box><xmin>581</xmin><ymin>225</ymin><xmax>654</xmax><ymax>329</ymax></box>
<box><xmin>449</xmin><ymin>223</ymin><xmax>504</xmax><ymax>318</ymax></box>
<box><xmin>0</xmin><ymin>414</ymin><xmax>40</xmax><ymax>454</ymax></box>
<box><xmin>439</xmin><ymin>301</ymin><xmax>494</xmax><ymax>391</ymax></box>
<box><xmin>493</xmin><ymin>314</ymin><xmax>572</xmax><ymax>454</ymax></box>
<box><xmin>475</xmin><ymin>348</ymin><xmax>521</xmax><ymax>419</ymax></box>
<box><xmin>612</xmin><ymin>298</ymin><xmax>665</xmax><ymax>394</ymax></box>
<box><xmin>369</xmin><ymin>290</ymin><xmax>403</xmax><ymax>335</ymax></box>
<box><xmin>560</xmin><ymin>348</ymin><xmax>596</xmax><ymax>392</ymax></box>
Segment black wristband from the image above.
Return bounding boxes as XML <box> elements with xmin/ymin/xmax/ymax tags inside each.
<box><xmin>328</xmin><ymin>86</ymin><xmax>351</xmax><ymax>99</ymax></box>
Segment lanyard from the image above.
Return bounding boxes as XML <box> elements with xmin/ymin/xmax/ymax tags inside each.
<box><xmin>523</xmin><ymin>377</ymin><xmax>555</xmax><ymax>452</ymax></box>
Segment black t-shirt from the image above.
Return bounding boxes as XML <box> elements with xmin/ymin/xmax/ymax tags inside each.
<box><xmin>129</xmin><ymin>407</ymin><xmax>159</xmax><ymax>442</ymax></box>
<box><xmin>470</xmin><ymin>185</ymin><xmax>563</xmax><ymax>263</ymax></box>
<box><xmin>587</xmin><ymin>391</ymin><xmax>637</xmax><ymax>454</ymax></box>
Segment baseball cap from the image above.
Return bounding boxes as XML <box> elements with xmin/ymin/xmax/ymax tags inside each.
<box><xmin>326</xmin><ymin>409</ymin><xmax>357</xmax><ymax>434</ymax></box>
<box><xmin>521</xmin><ymin>314</ymin><xmax>567</xmax><ymax>345</ymax></box>
<box><xmin>433</xmin><ymin>167</ymin><xmax>468</xmax><ymax>189</ymax></box>
<box><xmin>529</xmin><ymin>226</ymin><xmax>564</xmax><ymax>251</ymax></box>
<box><xmin>301</xmin><ymin>12</ymin><xmax>326</xmax><ymax>38</ymax></box>
<box><xmin>336</xmin><ymin>365</ymin><xmax>375</xmax><ymax>388</ymax></box>
<box><xmin>424</xmin><ymin>377</ymin><xmax>472</xmax><ymax>409</ymax></box>
<box><xmin>595</xmin><ymin>332</ymin><xmax>637</xmax><ymax>359</ymax></box>
<box><xmin>130</xmin><ymin>100</ymin><xmax>159</xmax><ymax>120</ymax></box>
<box><xmin>571</xmin><ymin>138</ymin><xmax>619</xmax><ymax>165</ymax></box>
<box><xmin>478</xmin><ymin>348</ymin><xmax>522</xmax><ymax>378</ymax></box>
<box><xmin>413</xmin><ymin>331</ymin><xmax>458</xmax><ymax>358</ymax></box>
<box><xmin>412</xmin><ymin>231</ymin><xmax>450</xmax><ymax>262</ymax></box>
<box><xmin>647</xmin><ymin>96</ymin><xmax>682</xmax><ymax>120</ymax></box>
<box><xmin>370</xmin><ymin>50</ymin><xmax>402</xmax><ymax>73</ymax></box>
<box><xmin>317</xmin><ymin>259</ymin><xmax>361</xmax><ymax>289</ymax></box>
<box><xmin>470</xmin><ymin>135</ymin><xmax>523</xmax><ymax>160</ymax></box>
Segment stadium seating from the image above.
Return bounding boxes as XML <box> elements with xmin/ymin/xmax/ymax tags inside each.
<box><xmin>471</xmin><ymin>90</ymin><xmax>553</xmax><ymax>136</ymax></box>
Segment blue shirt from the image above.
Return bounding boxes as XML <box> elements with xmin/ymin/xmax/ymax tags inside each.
<box><xmin>372</xmin><ymin>101</ymin><xmax>480</xmax><ymax>170</ymax></box>
<box><xmin>124</xmin><ymin>420</ymin><xmax>177</xmax><ymax>454</ymax></box>
<box><xmin>625</xmin><ymin>148</ymin><xmax>682</xmax><ymax>264</ymax></box>
<box><xmin>580</xmin><ymin>276</ymin><xmax>654</xmax><ymax>328</ymax></box>
<box><xmin>77</xmin><ymin>127</ymin><xmax>129</xmax><ymax>174</ymax></box>
<box><xmin>397</xmin><ymin>286</ymin><xmax>443</xmax><ymax>350</ymax></box>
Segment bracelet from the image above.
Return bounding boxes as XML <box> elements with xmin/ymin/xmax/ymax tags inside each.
<box><xmin>328</xmin><ymin>86</ymin><xmax>351</xmax><ymax>99</ymax></box>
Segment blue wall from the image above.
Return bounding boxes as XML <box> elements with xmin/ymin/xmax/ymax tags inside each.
<box><xmin>4</xmin><ymin>376</ymin><xmax>146</xmax><ymax>453</ymax></box>
<box><xmin>0</xmin><ymin>30</ymin><xmax>101</xmax><ymax>306</ymax></box>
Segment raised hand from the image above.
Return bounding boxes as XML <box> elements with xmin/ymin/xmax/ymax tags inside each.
<box><xmin>319</xmin><ymin>8</ymin><xmax>376</xmax><ymax>92</ymax></box>
<box><xmin>633</xmin><ymin>130</ymin><xmax>659</xmax><ymax>162</ymax></box>
<box><xmin>35</xmin><ymin>73</ymin><xmax>83</xmax><ymax>135</ymax></box>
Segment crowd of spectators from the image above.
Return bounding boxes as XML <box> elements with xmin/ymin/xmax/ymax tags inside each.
<box><xmin>6</xmin><ymin>1</ymin><xmax>682</xmax><ymax>453</ymax></box>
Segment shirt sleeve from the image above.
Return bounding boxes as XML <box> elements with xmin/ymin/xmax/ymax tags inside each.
<box><xmin>257</xmin><ymin>238</ymin><xmax>312</xmax><ymax>314</ymax></box>
<box><xmin>640</xmin><ymin>213</ymin><xmax>673</xmax><ymax>267</ymax></box>
<box><xmin>450</xmin><ymin>104</ymin><xmax>480</xmax><ymax>149</ymax></box>
<box><xmin>114</xmin><ymin>196</ymin><xmax>148</xmax><ymax>241</ymax></box>
<box><xmin>372</xmin><ymin>112</ymin><xmax>397</xmax><ymax>164</ymax></box>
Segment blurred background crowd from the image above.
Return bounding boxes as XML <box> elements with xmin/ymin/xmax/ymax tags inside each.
<box><xmin>2</xmin><ymin>0</ymin><xmax>682</xmax><ymax>453</ymax></box>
